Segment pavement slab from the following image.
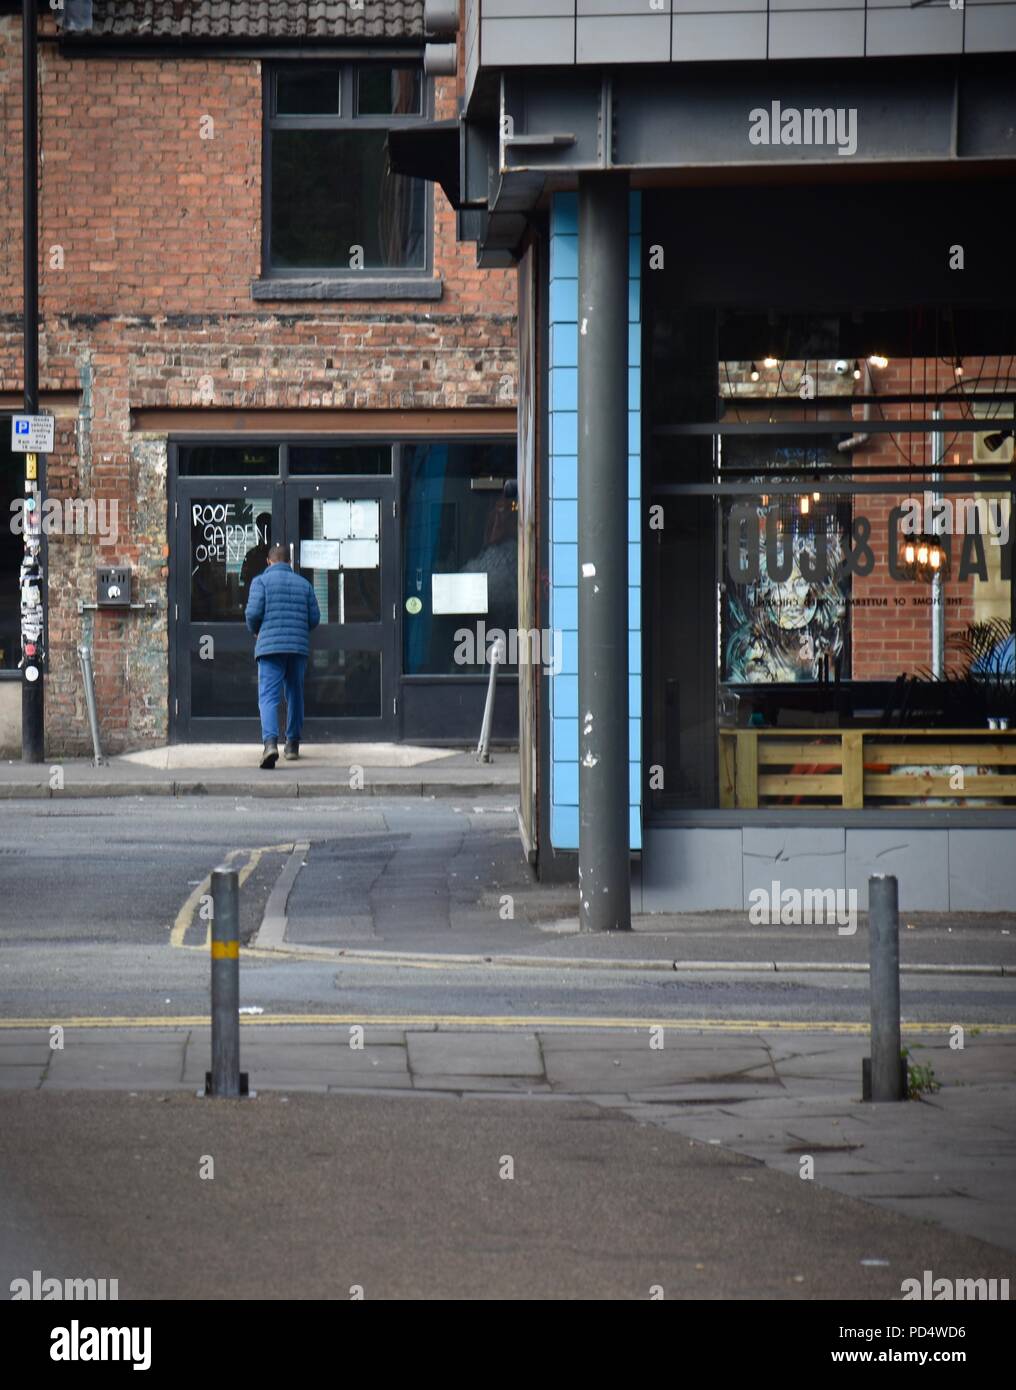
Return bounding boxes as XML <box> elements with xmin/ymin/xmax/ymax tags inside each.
<box><xmin>407</xmin><ymin>1031</ymin><xmax>543</xmax><ymax>1078</ymax></box>
<box><xmin>0</xmin><ymin>1020</ymin><xmax>1013</xmax><ymax>1256</ymax></box>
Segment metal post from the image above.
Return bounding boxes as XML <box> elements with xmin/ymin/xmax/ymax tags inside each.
<box><xmin>929</xmin><ymin>408</ymin><xmax>945</xmax><ymax>679</ymax></box>
<box><xmin>21</xmin><ymin>0</ymin><xmax>45</xmax><ymax>763</ymax></box>
<box><xmin>77</xmin><ymin>645</ymin><xmax>106</xmax><ymax>766</ymax></box>
<box><xmin>475</xmin><ymin>634</ymin><xmax>503</xmax><ymax>763</ymax></box>
<box><xmin>208</xmin><ymin>868</ymin><xmax>244</xmax><ymax>1098</ymax></box>
<box><xmin>866</xmin><ymin>873</ymin><xmax>905</xmax><ymax>1101</ymax></box>
<box><xmin>577</xmin><ymin>173</ymin><xmax>631</xmax><ymax>932</ymax></box>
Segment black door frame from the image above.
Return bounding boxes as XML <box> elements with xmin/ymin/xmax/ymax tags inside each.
<box><xmin>168</xmin><ymin>434</ymin><xmax>520</xmax><ymax>745</ymax></box>
<box><xmin>172</xmin><ymin>473</ymin><xmax>284</xmax><ymax>743</ymax></box>
<box><xmin>169</xmin><ymin>439</ymin><xmax>400</xmax><ymax>743</ymax></box>
<box><xmin>284</xmin><ymin>475</ymin><xmax>398</xmax><ymax>740</ymax></box>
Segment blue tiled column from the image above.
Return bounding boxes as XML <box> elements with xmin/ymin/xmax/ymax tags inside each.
<box><xmin>548</xmin><ymin>191</ymin><xmax>641</xmax><ymax>852</ymax></box>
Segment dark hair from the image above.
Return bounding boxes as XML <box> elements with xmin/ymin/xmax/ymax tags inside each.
<box><xmin>267</xmin><ymin>543</ymin><xmax>287</xmax><ymax>563</ymax></box>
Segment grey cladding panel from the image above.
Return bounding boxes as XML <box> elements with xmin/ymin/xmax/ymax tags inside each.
<box><xmin>674</xmin><ymin>0</ymin><xmax>764</xmax><ymax>10</ymax></box>
<box><xmin>642</xmin><ymin>828</ymin><xmax>744</xmax><ymax>911</ymax></box>
<box><xmin>845</xmin><ymin>831</ymin><xmax>949</xmax><ymax>911</ymax></box>
<box><xmin>949</xmin><ymin>831</ymin><xmax>1016</xmax><ymax>909</ymax></box>
<box><xmin>481</xmin><ymin>16</ymin><xmax>576</xmax><ymax>63</ymax></box>
<box><xmin>865</xmin><ymin>8</ymin><xmax>964</xmax><ymax>55</ymax></box>
<box><xmin>577</xmin><ymin>15</ymin><xmax>673</xmax><ymax>61</ymax></box>
<box><xmin>769</xmin><ymin>11</ymin><xmax>865</xmax><ymax>58</ymax></box>
<box><xmin>965</xmin><ymin>3</ymin><xmax>1016</xmax><ymax>52</ymax></box>
<box><xmin>770</xmin><ymin>0</ymin><xmax>862</xmax><ymax>8</ymax></box>
<box><xmin>578</xmin><ymin>0</ymin><xmax>672</xmax><ymax>12</ymax></box>
<box><xmin>672</xmin><ymin>11</ymin><xmax>768</xmax><ymax>58</ymax></box>
<box><xmin>483</xmin><ymin>0</ymin><xmax>573</xmax><ymax>15</ymax></box>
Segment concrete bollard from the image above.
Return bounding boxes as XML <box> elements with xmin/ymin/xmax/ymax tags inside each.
<box><xmin>863</xmin><ymin>873</ymin><xmax>907</xmax><ymax>1102</ymax></box>
<box><xmin>205</xmin><ymin>867</ymin><xmax>248</xmax><ymax>1098</ymax></box>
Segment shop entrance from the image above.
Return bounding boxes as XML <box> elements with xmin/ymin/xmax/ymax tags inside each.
<box><xmin>172</xmin><ymin>471</ymin><xmax>396</xmax><ymax>742</ymax></box>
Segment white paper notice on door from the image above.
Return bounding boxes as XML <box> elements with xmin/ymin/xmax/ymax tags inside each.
<box><xmin>340</xmin><ymin>539</ymin><xmax>380</xmax><ymax>570</ymax></box>
<box><xmin>432</xmin><ymin>572</ymin><xmax>488</xmax><ymax>614</ymax></box>
<box><xmin>322</xmin><ymin>500</ymin><xmax>350</xmax><ymax>540</ymax></box>
<box><xmin>323</xmin><ymin>499</ymin><xmax>380</xmax><ymax>540</ymax></box>
<box><xmin>299</xmin><ymin>539</ymin><xmax>342</xmax><ymax>569</ymax></box>
<box><xmin>348</xmin><ymin>500</ymin><xmax>380</xmax><ymax>540</ymax></box>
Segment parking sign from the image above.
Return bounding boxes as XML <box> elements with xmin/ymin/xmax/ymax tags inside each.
<box><xmin>11</xmin><ymin>415</ymin><xmax>54</xmax><ymax>453</ymax></box>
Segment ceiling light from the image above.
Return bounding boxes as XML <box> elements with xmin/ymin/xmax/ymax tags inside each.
<box><xmin>763</xmin><ymin>356</ymin><xmax>778</xmax><ymax>370</ymax></box>
<box><xmin>868</xmin><ymin>354</ymin><xmax>889</xmax><ymax>370</ymax></box>
<box><xmin>749</xmin><ymin>362</ymin><xmax>760</xmax><ymax>382</ymax></box>
<box><xmin>984</xmin><ymin>428</ymin><xmax>1013</xmax><ymax>454</ymax></box>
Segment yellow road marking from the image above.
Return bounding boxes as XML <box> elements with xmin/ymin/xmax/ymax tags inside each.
<box><xmin>169</xmin><ymin>844</ymin><xmax>294</xmax><ymax>948</ymax></box>
<box><xmin>0</xmin><ymin>1014</ymin><xmax>1014</xmax><ymax>1034</ymax></box>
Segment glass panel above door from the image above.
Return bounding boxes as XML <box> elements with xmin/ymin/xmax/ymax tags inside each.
<box><xmin>289</xmin><ymin>444</ymin><xmax>392</xmax><ymax>475</ymax></box>
<box><xmin>179</xmin><ymin>446</ymin><xmax>279</xmax><ymax>477</ymax></box>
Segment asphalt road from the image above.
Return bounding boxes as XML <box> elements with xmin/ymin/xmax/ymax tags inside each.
<box><xmin>0</xmin><ymin>797</ymin><xmax>1014</xmax><ymax>1025</ymax></box>
<box><xmin>2</xmin><ymin>1089</ymin><xmax>1011</xmax><ymax>1301</ymax></box>
<box><xmin>1</xmin><ymin>798</ymin><xmax>1013</xmax><ymax>1309</ymax></box>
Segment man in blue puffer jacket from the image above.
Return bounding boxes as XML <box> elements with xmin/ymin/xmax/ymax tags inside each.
<box><xmin>245</xmin><ymin>544</ymin><xmax>321</xmax><ymax>768</ymax></box>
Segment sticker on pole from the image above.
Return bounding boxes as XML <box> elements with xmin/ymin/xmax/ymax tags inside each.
<box><xmin>11</xmin><ymin>415</ymin><xmax>54</xmax><ymax>454</ymax></box>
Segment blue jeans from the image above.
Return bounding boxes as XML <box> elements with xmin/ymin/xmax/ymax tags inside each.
<box><xmin>257</xmin><ymin>654</ymin><xmax>307</xmax><ymax>742</ymax></box>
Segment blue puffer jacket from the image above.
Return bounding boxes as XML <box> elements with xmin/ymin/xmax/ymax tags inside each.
<box><xmin>245</xmin><ymin>562</ymin><xmax>321</xmax><ymax>658</ymax></box>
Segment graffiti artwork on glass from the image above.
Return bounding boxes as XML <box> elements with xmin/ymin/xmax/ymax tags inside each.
<box><xmin>722</xmin><ymin>495</ymin><xmax>852</xmax><ymax>683</ymax></box>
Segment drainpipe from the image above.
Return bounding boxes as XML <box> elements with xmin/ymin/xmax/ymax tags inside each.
<box><xmin>577</xmin><ymin>173</ymin><xmax>631</xmax><ymax>932</ymax></box>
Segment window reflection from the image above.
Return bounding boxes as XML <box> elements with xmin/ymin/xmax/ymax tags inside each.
<box><xmin>189</xmin><ymin>498</ymin><xmax>273</xmax><ymax>623</ymax></box>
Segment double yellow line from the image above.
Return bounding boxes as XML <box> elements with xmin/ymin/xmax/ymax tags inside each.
<box><xmin>169</xmin><ymin>843</ymin><xmax>294</xmax><ymax>948</ymax></box>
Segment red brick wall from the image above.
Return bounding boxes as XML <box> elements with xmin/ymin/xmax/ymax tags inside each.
<box><xmin>0</xmin><ymin>18</ymin><xmax>518</xmax><ymax>753</ymax></box>
<box><xmin>845</xmin><ymin>357</ymin><xmax>1008</xmax><ymax>679</ymax></box>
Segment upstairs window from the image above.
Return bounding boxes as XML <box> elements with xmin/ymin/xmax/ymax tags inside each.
<box><xmin>265</xmin><ymin>64</ymin><xmax>428</xmax><ymax>275</ymax></box>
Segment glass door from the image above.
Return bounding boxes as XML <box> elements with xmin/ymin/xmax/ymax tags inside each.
<box><xmin>173</xmin><ymin>479</ymin><xmax>283</xmax><ymax>741</ymax></box>
<box><xmin>286</xmin><ymin>477</ymin><xmax>397</xmax><ymax>739</ymax></box>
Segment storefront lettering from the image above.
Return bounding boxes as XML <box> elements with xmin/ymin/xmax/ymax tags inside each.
<box><xmin>726</xmin><ymin>504</ymin><xmax>1012</xmax><ymax>588</ymax></box>
<box><xmin>191</xmin><ymin>503</ymin><xmax>267</xmax><ymax>565</ymax></box>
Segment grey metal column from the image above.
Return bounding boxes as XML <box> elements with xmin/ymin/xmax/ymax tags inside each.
<box><xmin>577</xmin><ymin>173</ymin><xmax>631</xmax><ymax>932</ymax></box>
<box><xmin>209</xmin><ymin>867</ymin><xmax>241</xmax><ymax>1097</ymax></box>
<box><xmin>868</xmin><ymin>873</ymin><xmax>904</xmax><ymax>1101</ymax></box>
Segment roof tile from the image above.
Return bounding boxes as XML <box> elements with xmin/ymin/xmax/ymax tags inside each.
<box><xmin>76</xmin><ymin>2</ymin><xmax>425</xmax><ymax>41</ymax></box>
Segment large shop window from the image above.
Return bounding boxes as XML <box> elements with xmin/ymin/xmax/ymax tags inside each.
<box><xmin>265</xmin><ymin>63</ymin><xmax>427</xmax><ymax>274</ymax></box>
<box><xmin>0</xmin><ymin>428</ymin><xmax>21</xmax><ymax>670</ymax></box>
<box><xmin>647</xmin><ymin>307</ymin><xmax>1016</xmax><ymax>814</ymax></box>
<box><xmin>402</xmin><ymin>441</ymin><xmax>519</xmax><ymax>677</ymax></box>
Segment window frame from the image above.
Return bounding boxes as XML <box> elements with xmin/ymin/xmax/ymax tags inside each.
<box><xmin>262</xmin><ymin>60</ymin><xmax>434</xmax><ymax>282</ymax></box>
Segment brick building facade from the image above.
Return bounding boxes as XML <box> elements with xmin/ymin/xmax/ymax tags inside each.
<box><xmin>0</xmin><ymin>1</ymin><xmax>518</xmax><ymax>754</ymax></box>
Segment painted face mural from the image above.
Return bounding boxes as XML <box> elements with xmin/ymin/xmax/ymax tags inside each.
<box><xmin>722</xmin><ymin>501</ymin><xmax>850</xmax><ymax>683</ymax></box>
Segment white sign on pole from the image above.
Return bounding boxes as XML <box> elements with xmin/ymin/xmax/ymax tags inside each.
<box><xmin>11</xmin><ymin>415</ymin><xmax>54</xmax><ymax>454</ymax></box>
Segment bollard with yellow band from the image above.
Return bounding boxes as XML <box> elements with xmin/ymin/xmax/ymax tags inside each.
<box><xmin>205</xmin><ymin>866</ymin><xmax>249</xmax><ymax>1098</ymax></box>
